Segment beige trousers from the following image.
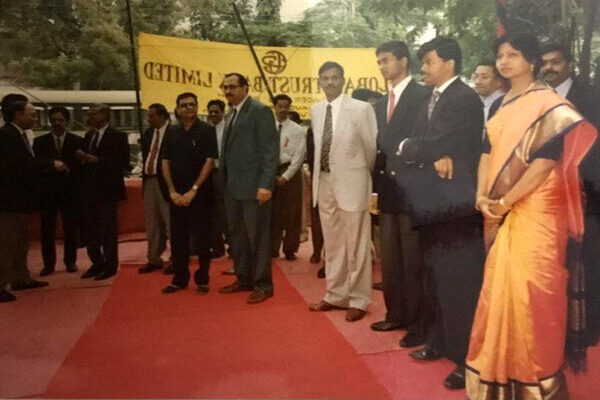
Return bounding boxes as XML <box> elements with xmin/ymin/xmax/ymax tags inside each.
<box><xmin>317</xmin><ymin>173</ymin><xmax>372</xmax><ymax>310</ymax></box>
<box><xmin>143</xmin><ymin>177</ymin><xmax>170</xmax><ymax>266</ymax></box>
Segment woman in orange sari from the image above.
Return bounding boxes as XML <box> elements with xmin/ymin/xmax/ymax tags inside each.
<box><xmin>466</xmin><ymin>33</ymin><xmax>597</xmax><ymax>400</ymax></box>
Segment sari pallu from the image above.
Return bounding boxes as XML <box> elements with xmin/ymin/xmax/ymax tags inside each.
<box><xmin>466</xmin><ymin>83</ymin><xmax>597</xmax><ymax>400</ymax></box>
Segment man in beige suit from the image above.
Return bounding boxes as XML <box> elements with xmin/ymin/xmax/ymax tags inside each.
<box><xmin>308</xmin><ymin>61</ymin><xmax>378</xmax><ymax>321</ymax></box>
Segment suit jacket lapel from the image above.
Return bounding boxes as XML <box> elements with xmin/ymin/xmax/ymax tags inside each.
<box><xmin>226</xmin><ymin>97</ymin><xmax>252</xmax><ymax>148</ymax></box>
<box><xmin>376</xmin><ymin>94</ymin><xmax>388</xmax><ymax>129</ymax></box>
<box><xmin>388</xmin><ymin>81</ymin><xmax>416</xmax><ymax>129</ymax></box>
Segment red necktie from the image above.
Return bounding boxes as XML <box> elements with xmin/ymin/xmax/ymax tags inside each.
<box><xmin>146</xmin><ymin>129</ymin><xmax>160</xmax><ymax>175</ymax></box>
<box><xmin>387</xmin><ymin>89</ymin><xmax>395</xmax><ymax>123</ymax></box>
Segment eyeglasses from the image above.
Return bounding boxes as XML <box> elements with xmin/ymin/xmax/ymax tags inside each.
<box><xmin>221</xmin><ymin>84</ymin><xmax>241</xmax><ymax>90</ymax></box>
<box><xmin>178</xmin><ymin>102</ymin><xmax>197</xmax><ymax>109</ymax></box>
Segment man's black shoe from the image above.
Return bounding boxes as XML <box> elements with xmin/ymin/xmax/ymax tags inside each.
<box><xmin>371</xmin><ymin>320</ymin><xmax>403</xmax><ymax>332</ymax></box>
<box><xmin>409</xmin><ymin>346</ymin><xmax>442</xmax><ymax>361</ymax></box>
<box><xmin>317</xmin><ymin>266</ymin><xmax>325</xmax><ymax>279</ymax></box>
<box><xmin>11</xmin><ymin>279</ymin><xmax>49</xmax><ymax>291</ymax></box>
<box><xmin>196</xmin><ymin>285</ymin><xmax>209</xmax><ymax>295</ymax></box>
<box><xmin>284</xmin><ymin>252</ymin><xmax>297</xmax><ymax>261</ymax></box>
<box><xmin>443</xmin><ymin>366</ymin><xmax>466</xmax><ymax>390</ymax></box>
<box><xmin>65</xmin><ymin>264</ymin><xmax>78</xmax><ymax>273</ymax></box>
<box><xmin>0</xmin><ymin>290</ymin><xmax>17</xmax><ymax>303</ymax></box>
<box><xmin>40</xmin><ymin>267</ymin><xmax>54</xmax><ymax>277</ymax></box>
<box><xmin>372</xmin><ymin>282</ymin><xmax>383</xmax><ymax>291</ymax></box>
<box><xmin>94</xmin><ymin>270</ymin><xmax>116</xmax><ymax>281</ymax></box>
<box><xmin>138</xmin><ymin>263</ymin><xmax>162</xmax><ymax>274</ymax></box>
<box><xmin>81</xmin><ymin>265</ymin><xmax>103</xmax><ymax>279</ymax></box>
<box><xmin>309</xmin><ymin>253</ymin><xmax>321</xmax><ymax>264</ymax></box>
<box><xmin>162</xmin><ymin>284</ymin><xmax>186</xmax><ymax>294</ymax></box>
<box><xmin>399</xmin><ymin>331</ymin><xmax>425</xmax><ymax>348</ymax></box>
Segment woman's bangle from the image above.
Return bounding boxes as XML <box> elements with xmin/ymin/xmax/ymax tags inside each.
<box><xmin>499</xmin><ymin>197</ymin><xmax>511</xmax><ymax>209</ymax></box>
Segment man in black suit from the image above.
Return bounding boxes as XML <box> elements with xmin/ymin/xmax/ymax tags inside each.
<box><xmin>160</xmin><ymin>92</ymin><xmax>217</xmax><ymax>295</ymax></box>
<box><xmin>541</xmin><ymin>43</ymin><xmax>600</xmax><ymax>344</ymax></box>
<box><xmin>370</xmin><ymin>41</ymin><xmax>430</xmax><ymax>339</ymax></box>
<box><xmin>33</xmin><ymin>106</ymin><xmax>83</xmax><ymax>276</ymax></box>
<box><xmin>77</xmin><ymin>104</ymin><xmax>130</xmax><ymax>281</ymax></box>
<box><xmin>0</xmin><ymin>94</ymin><xmax>68</xmax><ymax>303</ymax></box>
<box><xmin>218</xmin><ymin>73</ymin><xmax>279</xmax><ymax>304</ymax></box>
<box><xmin>138</xmin><ymin>103</ymin><xmax>173</xmax><ymax>274</ymax></box>
<box><xmin>395</xmin><ymin>37</ymin><xmax>485</xmax><ymax>389</ymax></box>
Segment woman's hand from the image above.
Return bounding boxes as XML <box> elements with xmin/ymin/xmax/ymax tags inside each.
<box><xmin>489</xmin><ymin>198</ymin><xmax>511</xmax><ymax>218</ymax></box>
<box><xmin>476</xmin><ymin>196</ymin><xmax>503</xmax><ymax>220</ymax></box>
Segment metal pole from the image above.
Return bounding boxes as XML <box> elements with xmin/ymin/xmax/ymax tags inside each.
<box><xmin>231</xmin><ymin>2</ymin><xmax>275</xmax><ymax>104</ymax></box>
<box><xmin>125</xmin><ymin>0</ymin><xmax>144</xmax><ymax>136</ymax></box>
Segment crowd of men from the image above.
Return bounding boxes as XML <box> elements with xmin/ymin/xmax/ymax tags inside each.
<box><xmin>1</xmin><ymin>36</ymin><xmax>598</xmax><ymax>390</ymax></box>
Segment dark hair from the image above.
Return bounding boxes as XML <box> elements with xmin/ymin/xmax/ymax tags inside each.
<box><xmin>224</xmin><ymin>73</ymin><xmax>249</xmax><ymax>87</ymax></box>
<box><xmin>376</xmin><ymin>40</ymin><xmax>410</xmax><ymax>64</ymax></box>
<box><xmin>149</xmin><ymin>103</ymin><xmax>170</xmax><ymax>119</ymax></box>
<box><xmin>417</xmin><ymin>36</ymin><xmax>462</xmax><ymax>74</ymax></box>
<box><xmin>48</xmin><ymin>106</ymin><xmax>70</xmax><ymax>121</ymax></box>
<box><xmin>1</xmin><ymin>93</ymin><xmax>29</xmax><ymax>122</ymax></box>
<box><xmin>273</xmin><ymin>94</ymin><xmax>292</xmax><ymax>106</ymax></box>
<box><xmin>476</xmin><ymin>60</ymin><xmax>504</xmax><ymax>80</ymax></box>
<box><xmin>89</xmin><ymin>103</ymin><xmax>111</xmax><ymax>121</ymax></box>
<box><xmin>352</xmin><ymin>89</ymin><xmax>383</xmax><ymax>102</ymax></box>
<box><xmin>288</xmin><ymin>111</ymin><xmax>301</xmax><ymax>124</ymax></box>
<box><xmin>540</xmin><ymin>42</ymin><xmax>572</xmax><ymax>62</ymax></box>
<box><xmin>176</xmin><ymin>92</ymin><xmax>198</xmax><ymax>106</ymax></box>
<box><xmin>318</xmin><ymin>61</ymin><xmax>345</xmax><ymax>78</ymax></box>
<box><xmin>493</xmin><ymin>33</ymin><xmax>541</xmax><ymax>76</ymax></box>
<box><xmin>207</xmin><ymin>99</ymin><xmax>226</xmax><ymax>111</ymax></box>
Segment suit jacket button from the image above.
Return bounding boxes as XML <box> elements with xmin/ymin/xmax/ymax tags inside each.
<box><xmin>379</xmin><ymin>170</ymin><xmax>384</xmax><ymax>174</ymax></box>
<box><xmin>418</xmin><ymin>163</ymin><xmax>424</xmax><ymax>168</ymax></box>
<box><xmin>390</xmin><ymin>171</ymin><xmax>396</xmax><ymax>176</ymax></box>
<box><xmin>377</xmin><ymin>149</ymin><xmax>381</xmax><ymax>154</ymax></box>
<box><xmin>396</xmin><ymin>151</ymin><xmax>401</xmax><ymax>156</ymax></box>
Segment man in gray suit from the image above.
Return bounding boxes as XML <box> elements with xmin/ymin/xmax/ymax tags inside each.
<box><xmin>218</xmin><ymin>73</ymin><xmax>279</xmax><ymax>304</ymax></box>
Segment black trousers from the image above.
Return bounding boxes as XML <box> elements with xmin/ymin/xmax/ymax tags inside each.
<box><xmin>209</xmin><ymin>169</ymin><xmax>228</xmax><ymax>256</ymax></box>
<box><xmin>583</xmin><ymin>212</ymin><xmax>600</xmax><ymax>344</ymax></box>
<box><xmin>271</xmin><ymin>166</ymin><xmax>303</xmax><ymax>256</ymax></box>
<box><xmin>310</xmin><ymin>204</ymin><xmax>324</xmax><ymax>257</ymax></box>
<box><xmin>40</xmin><ymin>203</ymin><xmax>79</xmax><ymax>270</ymax></box>
<box><xmin>419</xmin><ymin>215</ymin><xmax>485</xmax><ymax>365</ymax></box>
<box><xmin>83</xmin><ymin>201</ymin><xmax>118</xmax><ymax>274</ymax></box>
<box><xmin>225</xmin><ymin>194</ymin><xmax>273</xmax><ymax>292</ymax></box>
<box><xmin>379</xmin><ymin>212</ymin><xmax>425</xmax><ymax>327</ymax></box>
<box><xmin>170</xmin><ymin>198</ymin><xmax>211</xmax><ymax>288</ymax></box>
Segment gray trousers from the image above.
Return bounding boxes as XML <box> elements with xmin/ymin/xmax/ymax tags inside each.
<box><xmin>0</xmin><ymin>212</ymin><xmax>31</xmax><ymax>290</ymax></box>
<box><xmin>143</xmin><ymin>177</ymin><xmax>170</xmax><ymax>266</ymax></box>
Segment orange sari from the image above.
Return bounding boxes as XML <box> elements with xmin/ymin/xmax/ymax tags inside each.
<box><xmin>466</xmin><ymin>83</ymin><xmax>597</xmax><ymax>400</ymax></box>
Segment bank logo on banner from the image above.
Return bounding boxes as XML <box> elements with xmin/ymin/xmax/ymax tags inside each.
<box><xmin>138</xmin><ymin>33</ymin><xmax>385</xmax><ymax>119</ymax></box>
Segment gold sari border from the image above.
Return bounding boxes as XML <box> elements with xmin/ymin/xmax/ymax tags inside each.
<box><xmin>466</xmin><ymin>366</ymin><xmax>569</xmax><ymax>400</ymax></box>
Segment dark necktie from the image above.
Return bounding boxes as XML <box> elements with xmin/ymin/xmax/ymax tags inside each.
<box><xmin>21</xmin><ymin>131</ymin><xmax>34</xmax><ymax>156</ymax></box>
<box><xmin>320</xmin><ymin>104</ymin><xmax>333</xmax><ymax>172</ymax></box>
<box><xmin>55</xmin><ymin>134</ymin><xmax>63</xmax><ymax>155</ymax></box>
<box><xmin>145</xmin><ymin>129</ymin><xmax>160</xmax><ymax>175</ymax></box>
<box><xmin>428</xmin><ymin>89</ymin><xmax>441</xmax><ymax>121</ymax></box>
<box><xmin>278</xmin><ymin>123</ymin><xmax>282</xmax><ymax>136</ymax></box>
<box><xmin>221</xmin><ymin>108</ymin><xmax>237</xmax><ymax>165</ymax></box>
<box><xmin>89</xmin><ymin>130</ymin><xmax>99</xmax><ymax>154</ymax></box>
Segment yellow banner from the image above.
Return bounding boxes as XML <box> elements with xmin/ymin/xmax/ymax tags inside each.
<box><xmin>138</xmin><ymin>33</ymin><xmax>385</xmax><ymax>119</ymax></box>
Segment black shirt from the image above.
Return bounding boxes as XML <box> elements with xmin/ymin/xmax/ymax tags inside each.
<box><xmin>162</xmin><ymin>119</ymin><xmax>218</xmax><ymax>196</ymax></box>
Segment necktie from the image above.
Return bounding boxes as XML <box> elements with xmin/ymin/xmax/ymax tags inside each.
<box><xmin>221</xmin><ymin>108</ymin><xmax>237</xmax><ymax>165</ymax></box>
<box><xmin>145</xmin><ymin>129</ymin><xmax>160</xmax><ymax>175</ymax></box>
<box><xmin>387</xmin><ymin>89</ymin><xmax>395</xmax><ymax>123</ymax></box>
<box><xmin>428</xmin><ymin>89</ymin><xmax>440</xmax><ymax>121</ymax></box>
<box><xmin>278</xmin><ymin>123</ymin><xmax>282</xmax><ymax>136</ymax></box>
<box><xmin>55</xmin><ymin>134</ymin><xmax>63</xmax><ymax>155</ymax></box>
<box><xmin>89</xmin><ymin>130</ymin><xmax>99</xmax><ymax>154</ymax></box>
<box><xmin>22</xmin><ymin>131</ymin><xmax>34</xmax><ymax>156</ymax></box>
<box><xmin>320</xmin><ymin>104</ymin><xmax>333</xmax><ymax>172</ymax></box>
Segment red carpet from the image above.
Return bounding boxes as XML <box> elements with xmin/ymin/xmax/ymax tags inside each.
<box><xmin>42</xmin><ymin>261</ymin><xmax>390</xmax><ymax>399</ymax></box>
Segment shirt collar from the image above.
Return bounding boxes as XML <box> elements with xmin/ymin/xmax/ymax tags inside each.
<box><xmin>554</xmin><ymin>77</ymin><xmax>574</xmax><ymax>99</ymax></box>
<box><xmin>276</xmin><ymin>118</ymin><xmax>289</xmax><ymax>128</ymax></box>
<box><xmin>158</xmin><ymin>121</ymin><xmax>168</xmax><ymax>134</ymax></box>
<box><xmin>233</xmin><ymin>95</ymin><xmax>249</xmax><ymax>113</ymax></box>
<box><xmin>481</xmin><ymin>89</ymin><xmax>505</xmax><ymax>107</ymax></box>
<box><xmin>435</xmin><ymin>75</ymin><xmax>460</xmax><ymax>94</ymax></box>
<box><xmin>97</xmin><ymin>124</ymin><xmax>109</xmax><ymax>135</ymax></box>
<box><xmin>326</xmin><ymin>93</ymin><xmax>344</xmax><ymax>108</ymax></box>
<box><xmin>390</xmin><ymin>75</ymin><xmax>412</xmax><ymax>99</ymax></box>
<box><xmin>10</xmin><ymin>122</ymin><xmax>25</xmax><ymax>135</ymax></box>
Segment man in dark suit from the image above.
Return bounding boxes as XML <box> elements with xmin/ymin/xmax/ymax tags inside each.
<box><xmin>218</xmin><ymin>73</ymin><xmax>279</xmax><ymax>304</ymax></box>
<box><xmin>541</xmin><ymin>43</ymin><xmax>600</xmax><ymax>344</ymax></box>
<box><xmin>395</xmin><ymin>37</ymin><xmax>485</xmax><ymax>389</ymax></box>
<box><xmin>33</xmin><ymin>106</ymin><xmax>83</xmax><ymax>276</ymax></box>
<box><xmin>138</xmin><ymin>103</ymin><xmax>173</xmax><ymax>274</ymax></box>
<box><xmin>0</xmin><ymin>94</ymin><xmax>68</xmax><ymax>303</ymax></box>
<box><xmin>370</xmin><ymin>41</ymin><xmax>430</xmax><ymax>340</ymax></box>
<box><xmin>77</xmin><ymin>104</ymin><xmax>130</xmax><ymax>281</ymax></box>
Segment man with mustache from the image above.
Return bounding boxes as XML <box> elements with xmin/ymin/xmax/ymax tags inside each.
<box><xmin>308</xmin><ymin>61</ymin><xmax>378</xmax><ymax>322</ymax></box>
<box><xmin>218</xmin><ymin>73</ymin><xmax>279</xmax><ymax>304</ymax></box>
<box><xmin>541</xmin><ymin>43</ymin><xmax>600</xmax><ymax>344</ymax></box>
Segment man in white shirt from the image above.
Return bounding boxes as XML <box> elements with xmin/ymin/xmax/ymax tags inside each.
<box><xmin>270</xmin><ymin>94</ymin><xmax>307</xmax><ymax>261</ymax></box>
<box><xmin>308</xmin><ymin>61</ymin><xmax>378</xmax><ymax>322</ymax></box>
<box><xmin>471</xmin><ymin>62</ymin><xmax>505</xmax><ymax>122</ymax></box>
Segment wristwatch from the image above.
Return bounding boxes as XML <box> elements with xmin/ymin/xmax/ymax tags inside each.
<box><xmin>192</xmin><ymin>184</ymin><xmax>199</xmax><ymax>191</ymax></box>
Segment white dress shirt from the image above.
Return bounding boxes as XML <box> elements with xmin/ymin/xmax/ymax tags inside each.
<box><xmin>481</xmin><ymin>89</ymin><xmax>505</xmax><ymax>122</ymax></box>
<box><xmin>214</xmin><ymin>119</ymin><xmax>225</xmax><ymax>168</ymax></box>
<box><xmin>144</xmin><ymin>121</ymin><xmax>168</xmax><ymax>175</ymax></box>
<box><xmin>325</xmin><ymin>93</ymin><xmax>344</xmax><ymax>135</ymax></box>
<box><xmin>90</xmin><ymin>123</ymin><xmax>109</xmax><ymax>151</ymax></box>
<box><xmin>277</xmin><ymin>118</ymin><xmax>307</xmax><ymax>181</ymax></box>
<box><xmin>554</xmin><ymin>77</ymin><xmax>574</xmax><ymax>99</ymax></box>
